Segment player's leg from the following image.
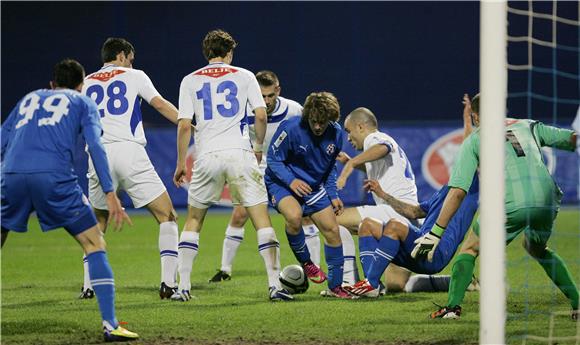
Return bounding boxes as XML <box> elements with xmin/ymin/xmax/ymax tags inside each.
<box><xmin>302</xmin><ymin>216</ymin><xmax>321</xmax><ymax>266</ymax></box>
<box><xmin>523</xmin><ymin>207</ymin><xmax>579</xmax><ymax>317</ymax></box>
<box><xmin>384</xmin><ymin>265</ymin><xmax>412</xmax><ymax>292</ymax></box>
<box><xmin>336</xmin><ymin>207</ymin><xmax>362</xmax><ymax>285</ymax></box>
<box><xmin>145</xmin><ymin>192</ymin><xmax>179</xmax><ymax>298</ymax></box>
<box><xmin>310</xmin><ymin>205</ymin><xmax>353</xmax><ymax>298</ymax></box>
<box><xmin>234</xmin><ymin>150</ymin><xmax>290</xmax><ymax>301</ymax></box>
<box><xmin>1</xmin><ymin>229</ymin><xmax>8</xmax><ymax>247</ymax></box>
<box><xmin>357</xmin><ymin>217</ymin><xmax>382</xmax><ymax>277</ymax></box>
<box><xmin>211</xmin><ymin>205</ymin><xmax>249</xmax><ymax>282</ymax></box>
<box><xmin>73</xmin><ymin>225</ymin><xmax>138</xmax><ymax>341</ymax></box>
<box><xmin>430</xmin><ymin>228</ymin><xmax>479</xmax><ymax>319</ymax></box>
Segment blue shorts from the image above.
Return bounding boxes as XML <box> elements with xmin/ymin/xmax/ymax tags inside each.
<box><xmin>1</xmin><ymin>172</ymin><xmax>97</xmax><ymax>236</ymax></box>
<box><xmin>264</xmin><ymin>174</ymin><xmax>332</xmax><ymax>216</ymax></box>
<box><xmin>392</xmin><ymin>189</ymin><xmax>479</xmax><ymax>274</ymax></box>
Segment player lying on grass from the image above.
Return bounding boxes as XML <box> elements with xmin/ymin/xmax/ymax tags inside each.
<box><xmin>417</xmin><ymin>94</ymin><xmax>580</xmax><ymax>320</ymax></box>
<box><xmin>209</xmin><ymin>70</ymin><xmax>322</xmax><ymax>283</ymax></box>
<box><xmin>1</xmin><ymin>59</ymin><xmax>137</xmax><ymax>342</ymax></box>
<box><xmin>335</xmin><ymin>107</ymin><xmax>470</xmax><ymax>293</ymax></box>
<box><xmin>344</xmin><ymin>173</ymin><xmax>479</xmax><ymax>298</ymax></box>
<box><xmin>265</xmin><ymin>91</ymin><xmax>353</xmax><ymax>298</ymax></box>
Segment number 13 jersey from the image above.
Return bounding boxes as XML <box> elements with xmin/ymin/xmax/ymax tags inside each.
<box><xmin>82</xmin><ymin>64</ymin><xmax>161</xmax><ymax>146</ymax></box>
<box><xmin>178</xmin><ymin>62</ymin><xmax>266</xmax><ymax>158</ymax></box>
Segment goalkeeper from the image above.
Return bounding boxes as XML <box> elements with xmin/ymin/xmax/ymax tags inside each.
<box><xmin>418</xmin><ymin>94</ymin><xmax>578</xmax><ymax>320</ymax></box>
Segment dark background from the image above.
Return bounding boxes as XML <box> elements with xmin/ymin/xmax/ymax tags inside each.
<box><xmin>3</xmin><ymin>2</ymin><xmax>578</xmax><ymax>126</ymax></box>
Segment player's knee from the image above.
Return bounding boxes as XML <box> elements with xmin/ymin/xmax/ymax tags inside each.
<box><xmin>523</xmin><ymin>240</ymin><xmax>547</xmax><ymax>259</ymax></box>
<box><xmin>358</xmin><ymin>218</ymin><xmax>375</xmax><ymax>237</ymax></box>
<box><xmin>284</xmin><ymin>213</ymin><xmax>303</xmax><ymax>232</ymax></box>
<box><xmin>382</xmin><ymin>220</ymin><xmax>403</xmax><ymax>240</ymax></box>
<box><xmin>231</xmin><ymin>208</ymin><xmax>249</xmax><ymax>227</ymax></box>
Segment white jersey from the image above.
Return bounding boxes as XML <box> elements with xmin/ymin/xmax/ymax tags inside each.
<box><xmin>82</xmin><ymin>64</ymin><xmax>160</xmax><ymax>146</ymax></box>
<box><xmin>178</xmin><ymin>62</ymin><xmax>266</xmax><ymax>157</ymax></box>
<box><xmin>364</xmin><ymin>131</ymin><xmax>419</xmax><ymax>205</ymax></box>
<box><xmin>248</xmin><ymin>96</ymin><xmax>302</xmax><ymax>162</ymax></box>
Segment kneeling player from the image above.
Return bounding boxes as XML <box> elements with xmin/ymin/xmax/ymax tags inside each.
<box><xmin>265</xmin><ymin>91</ymin><xmax>353</xmax><ymax>298</ymax></box>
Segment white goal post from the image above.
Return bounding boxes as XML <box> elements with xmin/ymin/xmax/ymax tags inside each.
<box><xmin>479</xmin><ymin>1</ymin><xmax>507</xmax><ymax>344</ymax></box>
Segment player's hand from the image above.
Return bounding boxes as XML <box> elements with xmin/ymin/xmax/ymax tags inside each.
<box><xmin>331</xmin><ymin>198</ymin><xmax>344</xmax><ymax>216</ymax></box>
<box><xmin>337</xmin><ymin>162</ymin><xmax>354</xmax><ymax>190</ymax></box>
<box><xmin>290</xmin><ymin>179</ymin><xmax>312</xmax><ymax>197</ymax></box>
<box><xmin>254</xmin><ymin>151</ymin><xmax>263</xmax><ymax>164</ymax></box>
<box><xmin>336</xmin><ymin>152</ymin><xmax>351</xmax><ymax>165</ymax></box>
<box><xmin>462</xmin><ymin>93</ymin><xmax>473</xmax><ymax>122</ymax></box>
<box><xmin>105</xmin><ymin>192</ymin><xmax>133</xmax><ymax>232</ymax></box>
<box><xmin>363</xmin><ymin>179</ymin><xmax>384</xmax><ymax>195</ymax></box>
<box><xmin>173</xmin><ymin>165</ymin><xmax>187</xmax><ymax>187</ymax></box>
<box><xmin>411</xmin><ymin>224</ymin><xmax>445</xmax><ymax>262</ymax></box>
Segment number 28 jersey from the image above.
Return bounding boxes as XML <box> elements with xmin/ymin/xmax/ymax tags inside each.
<box><xmin>178</xmin><ymin>62</ymin><xmax>266</xmax><ymax>157</ymax></box>
<box><xmin>82</xmin><ymin>64</ymin><xmax>161</xmax><ymax>146</ymax></box>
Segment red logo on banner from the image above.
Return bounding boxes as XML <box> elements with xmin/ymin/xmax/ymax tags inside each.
<box><xmin>87</xmin><ymin>70</ymin><xmax>125</xmax><ymax>82</ymax></box>
<box><xmin>194</xmin><ymin>67</ymin><xmax>238</xmax><ymax>78</ymax></box>
<box><xmin>421</xmin><ymin>129</ymin><xmax>464</xmax><ymax>189</ymax></box>
<box><xmin>183</xmin><ymin>145</ymin><xmax>232</xmax><ymax>205</ymax></box>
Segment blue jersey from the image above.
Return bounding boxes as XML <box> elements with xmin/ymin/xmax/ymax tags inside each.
<box><xmin>265</xmin><ymin>116</ymin><xmax>343</xmax><ymax>199</ymax></box>
<box><xmin>1</xmin><ymin>89</ymin><xmax>113</xmax><ymax>192</ymax></box>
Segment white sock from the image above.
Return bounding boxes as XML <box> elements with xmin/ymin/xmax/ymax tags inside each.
<box><xmin>339</xmin><ymin>226</ymin><xmax>359</xmax><ymax>285</ymax></box>
<box><xmin>82</xmin><ymin>255</ymin><xmax>92</xmax><ymax>290</ymax></box>
<box><xmin>159</xmin><ymin>221</ymin><xmax>179</xmax><ymax>287</ymax></box>
<box><xmin>257</xmin><ymin>227</ymin><xmax>281</xmax><ymax>289</ymax></box>
<box><xmin>303</xmin><ymin>224</ymin><xmax>321</xmax><ymax>266</ymax></box>
<box><xmin>404</xmin><ymin>274</ymin><xmax>451</xmax><ymax>292</ymax></box>
<box><xmin>221</xmin><ymin>226</ymin><xmax>245</xmax><ymax>274</ymax></box>
<box><xmin>177</xmin><ymin>231</ymin><xmax>200</xmax><ymax>291</ymax></box>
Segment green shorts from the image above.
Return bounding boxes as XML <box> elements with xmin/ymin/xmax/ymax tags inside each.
<box><xmin>473</xmin><ymin>206</ymin><xmax>559</xmax><ymax>246</ymax></box>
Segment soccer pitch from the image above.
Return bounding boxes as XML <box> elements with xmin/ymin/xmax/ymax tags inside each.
<box><xmin>2</xmin><ymin>210</ymin><xmax>579</xmax><ymax>345</ymax></box>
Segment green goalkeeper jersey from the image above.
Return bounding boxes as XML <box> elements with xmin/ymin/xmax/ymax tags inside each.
<box><xmin>449</xmin><ymin>119</ymin><xmax>575</xmax><ymax>212</ymax></box>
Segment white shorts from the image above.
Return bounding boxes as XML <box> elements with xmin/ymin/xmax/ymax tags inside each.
<box><xmin>356</xmin><ymin>204</ymin><xmax>412</xmax><ymax>226</ymax></box>
<box><xmin>88</xmin><ymin>141</ymin><xmax>166</xmax><ymax>209</ymax></box>
<box><xmin>188</xmin><ymin>149</ymin><xmax>268</xmax><ymax>208</ymax></box>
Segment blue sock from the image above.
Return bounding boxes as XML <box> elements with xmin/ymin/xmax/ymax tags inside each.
<box><xmin>324</xmin><ymin>244</ymin><xmax>344</xmax><ymax>289</ymax></box>
<box><xmin>359</xmin><ymin>236</ymin><xmax>378</xmax><ymax>278</ymax></box>
<box><xmin>87</xmin><ymin>250</ymin><xmax>118</xmax><ymax>329</ymax></box>
<box><xmin>367</xmin><ymin>236</ymin><xmax>399</xmax><ymax>289</ymax></box>
<box><xmin>286</xmin><ymin>229</ymin><xmax>312</xmax><ymax>264</ymax></box>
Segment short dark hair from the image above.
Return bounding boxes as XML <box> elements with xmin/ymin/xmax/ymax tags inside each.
<box><xmin>53</xmin><ymin>59</ymin><xmax>85</xmax><ymax>89</ymax></box>
<box><xmin>202</xmin><ymin>30</ymin><xmax>237</xmax><ymax>60</ymax></box>
<box><xmin>471</xmin><ymin>93</ymin><xmax>480</xmax><ymax>114</ymax></box>
<box><xmin>302</xmin><ymin>92</ymin><xmax>341</xmax><ymax>124</ymax></box>
<box><xmin>101</xmin><ymin>37</ymin><xmax>135</xmax><ymax>63</ymax></box>
<box><xmin>256</xmin><ymin>70</ymin><xmax>279</xmax><ymax>87</ymax></box>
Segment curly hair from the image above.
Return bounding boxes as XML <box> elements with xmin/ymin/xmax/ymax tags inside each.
<box><xmin>302</xmin><ymin>92</ymin><xmax>340</xmax><ymax>125</ymax></box>
<box><xmin>202</xmin><ymin>29</ymin><xmax>237</xmax><ymax>60</ymax></box>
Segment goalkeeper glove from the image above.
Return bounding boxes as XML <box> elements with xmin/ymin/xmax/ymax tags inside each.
<box><xmin>411</xmin><ymin>223</ymin><xmax>445</xmax><ymax>262</ymax></box>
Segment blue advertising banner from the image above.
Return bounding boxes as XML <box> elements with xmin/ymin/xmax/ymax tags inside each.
<box><xmin>74</xmin><ymin>125</ymin><xmax>579</xmax><ymax>209</ymax></box>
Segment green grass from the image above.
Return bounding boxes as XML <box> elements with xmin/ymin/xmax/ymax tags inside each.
<box><xmin>2</xmin><ymin>210</ymin><xmax>579</xmax><ymax>344</ymax></box>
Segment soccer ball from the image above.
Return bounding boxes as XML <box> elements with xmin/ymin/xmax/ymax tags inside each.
<box><xmin>279</xmin><ymin>264</ymin><xmax>309</xmax><ymax>294</ymax></box>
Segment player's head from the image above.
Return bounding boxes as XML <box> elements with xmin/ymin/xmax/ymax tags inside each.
<box><xmin>470</xmin><ymin>93</ymin><xmax>480</xmax><ymax>127</ymax></box>
<box><xmin>101</xmin><ymin>37</ymin><xmax>135</xmax><ymax>68</ymax></box>
<box><xmin>302</xmin><ymin>92</ymin><xmax>340</xmax><ymax>136</ymax></box>
<box><xmin>344</xmin><ymin>107</ymin><xmax>378</xmax><ymax>150</ymax></box>
<box><xmin>256</xmin><ymin>70</ymin><xmax>280</xmax><ymax>115</ymax></box>
<box><xmin>50</xmin><ymin>59</ymin><xmax>85</xmax><ymax>92</ymax></box>
<box><xmin>202</xmin><ymin>30</ymin><xmax>237</xmax><ymax>64</ymax></box>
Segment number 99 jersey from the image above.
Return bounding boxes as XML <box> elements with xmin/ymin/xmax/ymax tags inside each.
<box><xmin>82</xmin><ymin>64</ymin><xmax>161</xmax><ymax>146</ymax></box>
<box><xmin>178</xmin><ymin>62</ymin><xmax>266</xmax><ymax>158</ymax></box>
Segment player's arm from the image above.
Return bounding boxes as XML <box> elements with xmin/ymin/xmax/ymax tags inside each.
<box><xmin>174</xmin><ymin>78</ymin><xmax>194</xmax><ymax>186</ymax></box>
<box><xmin>533</xmin><ymin>121</ymin><xmax>577</xmax><ymax>152</ymax></box>
<box><xmin>0</xmin><ymin>107</ymin><xmax>18</xmax><ymax>158</ymax></box>
<box><xmin>363</xmin><ymin>179</ymin><xmax>426</xmax><ymax>219</ymax></box>
<box><xmin>324</xmin><ymin>163</ymin><xmax>344</xmax><ymax>215</ymax></box>
<box><xmin>336</xmin><ymin>152</ymin><xmax>367</xmax><ymax>173</ymax></box>
<box><xmin>337</xmin><ymin>143</ymin><xmax>390</xmax><ymax>190</ymax></box>
<box><xmin>462</xmin><ymin>93</ymin><xmax>474</xmax><ymax>139</ymax></box>
<box><xmin>253</xmin><ymin>106</ymin><xmax>267</xmax><ymax>164</ymax></box>
<box><xmin>150</xmin><ymin>96</ymin><xmax>179</xmax><ymax>125</ymax></box>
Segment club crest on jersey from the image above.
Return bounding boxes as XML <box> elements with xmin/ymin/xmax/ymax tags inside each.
<box><xmin>88</xmin><ymin>70</ymin><xmax>125</xmax><ymax>82</ymax></box>
<box><xmin>326</xmin><ymin>144</ymin><xmax>336</xmax><ymax>155</ymax></box>
<box><xmin>194</xmin><ymin>67</ymin><xmax>238</xmax><ymax>78</ymax></box>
